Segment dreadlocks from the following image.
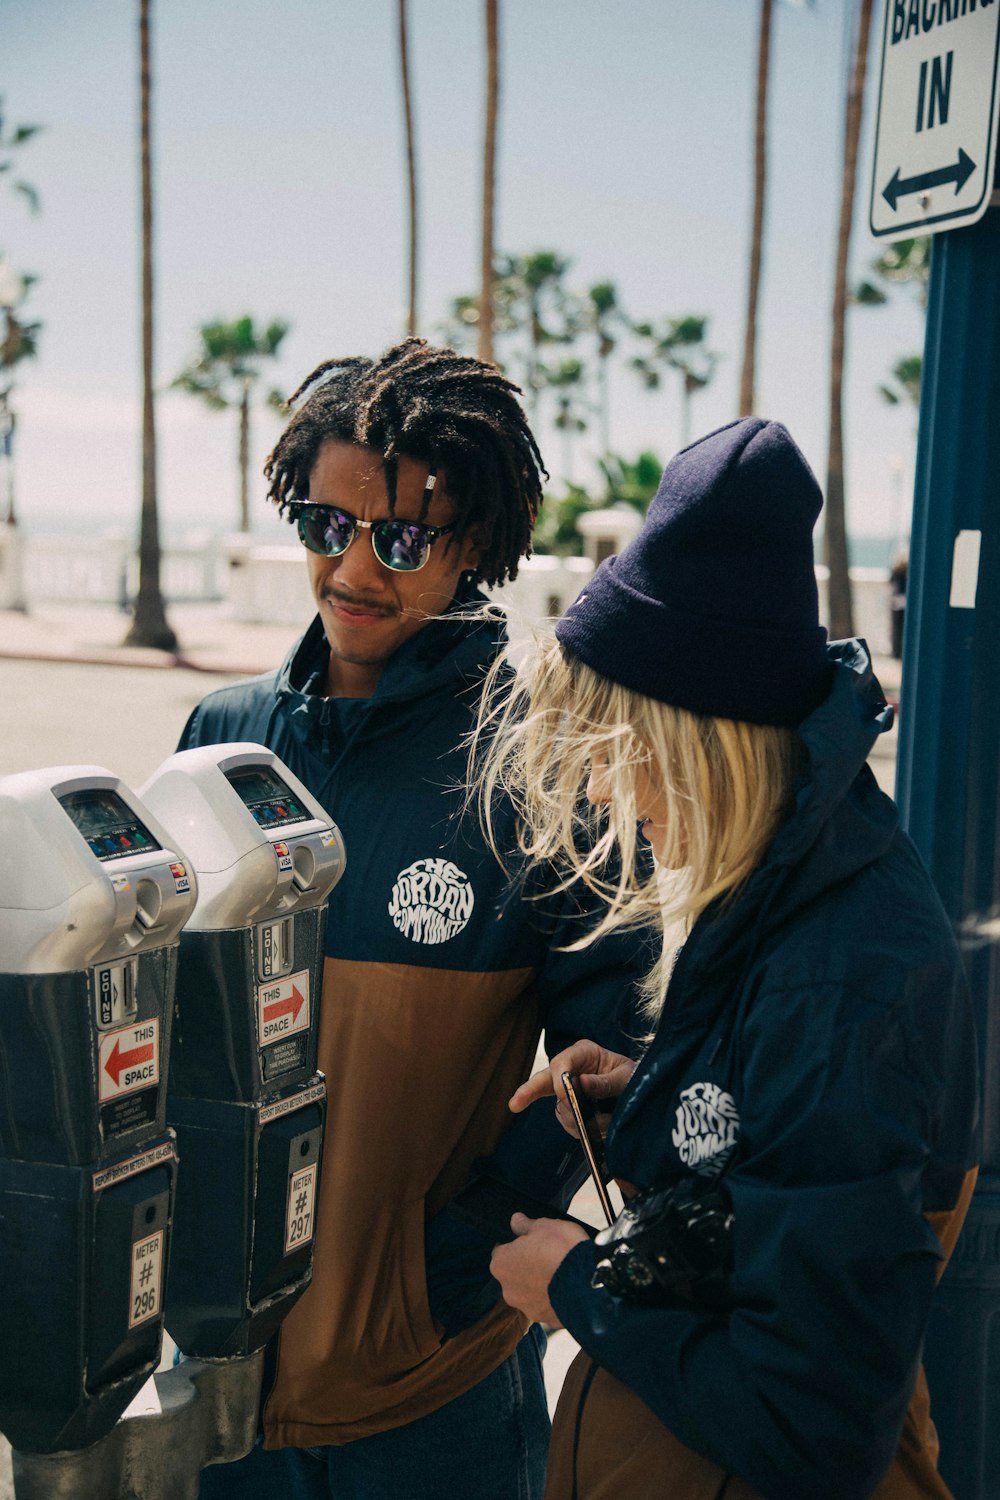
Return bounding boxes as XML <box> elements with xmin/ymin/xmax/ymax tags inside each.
<box><xmin>264</xmin><ymin>338</ymin><xmax>548</xmax><ymax>588</ymax></box>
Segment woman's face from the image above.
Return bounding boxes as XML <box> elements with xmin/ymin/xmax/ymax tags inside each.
<box><xmin>586</xmin><ymin>757</ymin><xmax>671</xmax><ymax>864</ymax></box>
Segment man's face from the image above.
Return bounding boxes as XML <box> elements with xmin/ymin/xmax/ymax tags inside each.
<box><xmin>303</xmin><ymin>440</ymin><xmax>479</xmax><ymax>699</ymax></box>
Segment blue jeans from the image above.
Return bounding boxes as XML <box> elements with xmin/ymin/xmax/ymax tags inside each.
<box><xmin>198</xmin><ymin>1325</ymin><xmax>550</xmax><ymax>1500</ymax></box>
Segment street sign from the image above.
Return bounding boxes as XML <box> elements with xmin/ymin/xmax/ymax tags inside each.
<box><xmin>870</xmin><ymin>1</ymin><xmax>1000</xmax><ymax>241</ymax></box>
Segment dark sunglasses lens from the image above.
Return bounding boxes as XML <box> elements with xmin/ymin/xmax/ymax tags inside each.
<box><xmin>298</xmin><ymin>507</ymin><xmax>354</xmax><ymax>556</ymax></box>
<box><xmin>372</xmin><ymin>521</ymin><xmax>431</xmax><ymax>571</ymax></box>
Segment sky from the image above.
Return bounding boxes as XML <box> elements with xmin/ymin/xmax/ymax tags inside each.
<box><xmin>2</xmin><ymin>0</ymin><xmax>926</xmax><ymax>552</ymax></box>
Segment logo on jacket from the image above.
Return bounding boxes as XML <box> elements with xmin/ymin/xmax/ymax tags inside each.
<box><xmin>388</xmin><ymin>858</ymin><xmax>475</xmax><ymax>945</ymax></box>
<box><xmin>672</xmin><ymin>1081</ymin><xmax>740</xmax><ymax>1177</ymax></box>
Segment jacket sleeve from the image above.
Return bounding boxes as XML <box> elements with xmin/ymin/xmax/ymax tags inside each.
<box><xmin>547</xmin><ymin>982</ymin><xmax>959</xmax><ymax>1500</ymax></box>
<box><xmin>424</xmin><ymin>881</ymin><xmax>652</xmax><ymax>1337</ymax></box>
<box><xmin>472</xmin><ymin>882</ymin><xmax>651</xmax><ymax>1204</ymax></box>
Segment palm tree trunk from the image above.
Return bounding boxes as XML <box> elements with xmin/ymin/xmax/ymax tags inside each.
<box><xmin>598</xmin><ymin>352</ymin><xmax>610</xmax><ymax>455</ymax></box>
<box><xmin>824</xmin><ymin>0</ymin><xmax>874</xmax><ymax>641</ymax></box>
<box><xmin>739</xmin><ymin>0</ymin><xmax>772</xmax><ymax>417</ymax></box>
<box><xmin>398</xmin><ymin>0</ymin><xmax>419</xmax><ymax>338</ymax></box>
<box><xmin>478</xmin><ymin>0</ymin><xmax>499</xmax><ymax>364</ymax></box>
<box><xmin>238</xmin><ymin>380</ymin><xmax>251</xmax><ymax>532</ymax></box>
<box><xmin>126</xmin><ymin>0</ymin><xmax>176</xmax><ymax>650</ymax></box>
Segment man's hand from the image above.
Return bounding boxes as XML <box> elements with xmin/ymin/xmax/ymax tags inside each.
<box><xmin>509</xmin><ymin>1039</ymin><xmax>636</xmax><ymax>1137</ymax></box>
<box><xmin>490</xmin><ymin>1213</ymin><xmax>590</xmax><ymax>1325</ymax></box>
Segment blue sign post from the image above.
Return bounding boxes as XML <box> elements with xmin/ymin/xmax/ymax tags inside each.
<box><xmin>895</xmin><ymin>199</ymin><xmax>1000</xmax><ymax>1500</ymax></box>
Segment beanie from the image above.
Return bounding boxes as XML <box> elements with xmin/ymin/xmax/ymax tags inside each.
<box><xmin>555</xmin><ymin>417</ymin><xmax>832</xmax><ymax>726</ymax></box>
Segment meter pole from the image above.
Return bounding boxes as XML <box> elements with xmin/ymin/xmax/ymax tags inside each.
<box><xmin>895</xmin><ymin>199</ymin><xmax>1000</xmax><ymax>1500</ymax></box>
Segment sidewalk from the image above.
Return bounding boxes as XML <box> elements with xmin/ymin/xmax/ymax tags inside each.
<box><xmin>0</xmin><ymin>601</ymin><xmax>304</xmax><ymax>678</ymax></box>
<box><xmin>0</xmin><ymin>601</ymin><xmax>905</xmax><ymax>698</ymax></box>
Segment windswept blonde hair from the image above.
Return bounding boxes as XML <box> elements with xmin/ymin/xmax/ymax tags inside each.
<box><xmin>473</xmin><ymin>635</ymin><xmax>803</xmax><ymax>1014</ymax></box>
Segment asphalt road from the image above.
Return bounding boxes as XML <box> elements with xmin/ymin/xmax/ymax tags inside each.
<box><xmin>0</xmin><ymin>657</ymin><xmax>248</xmax><ymax>789</ymax></box>
<box><xmin>0</xmin><ymin>654</ymin><xmax>900</xmax><ymax>797</ymax></box>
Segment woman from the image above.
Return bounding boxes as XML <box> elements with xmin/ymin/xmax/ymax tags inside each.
<box><xmin>481</xmin><ymin>418</ymin><xmax>978</xmax><ymax>1500</ymax></box>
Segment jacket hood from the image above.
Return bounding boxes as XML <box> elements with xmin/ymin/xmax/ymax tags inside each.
<box><xmin>271</xmin><ymin>582</ymin><xmax>506</xmax><ymax>758</ymax></box>
<box><xmin>678</xmin><ymin>638</ymin><xmax>898</xmax><ymax>990</ymax></box>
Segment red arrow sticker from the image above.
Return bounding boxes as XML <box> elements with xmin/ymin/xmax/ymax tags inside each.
<box><xmin>257</xmin><ymin>969</ymin><xmax>311</xmax><ymax>1047</ymax></box>
<box><xmin>99</xmin><ymin>1020</ymin><xmax>160</xmax><ymax>1101</ymax></box>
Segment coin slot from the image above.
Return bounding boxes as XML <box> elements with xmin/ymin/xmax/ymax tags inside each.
<box><xmin>291</xmin><ymin>845</ymin><xmax>316</xmax><ymax>892</ymax></box>
<box><xmin>135</xmin><ymin>879</ymin><xmax>163</xmax><ymax>930</ymax></box>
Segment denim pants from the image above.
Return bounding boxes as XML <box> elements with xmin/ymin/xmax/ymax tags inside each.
<box><xmin>197</xmin><ymin>1325</ymin><xmax>550</xmax><ymax>1500</ymax></box>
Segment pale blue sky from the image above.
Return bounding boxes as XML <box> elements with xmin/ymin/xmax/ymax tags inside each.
<box><xmin>2</xmin><ymin>0</ymin><xmax>922</xmax><ymax>549</ymax></box>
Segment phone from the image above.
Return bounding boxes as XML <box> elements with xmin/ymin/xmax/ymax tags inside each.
<box><xmin>561</xmin><ymin>1071</ymin><xmax>616</xmax><ymax>1227</ymax></box>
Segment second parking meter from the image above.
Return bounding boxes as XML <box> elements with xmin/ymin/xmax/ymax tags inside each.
<box><xmin>140</xmin><ymin>744</ymin><xmax>346</xmax><ymax>1358</ymax></box>
<box><xmin>0</xmin><ymin>766</ymin><xmax>196</xmax><ymax>1454</ymax></box>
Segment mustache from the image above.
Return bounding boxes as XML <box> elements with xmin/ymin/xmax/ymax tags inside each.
<box><xmin>320</xmin><ymin>584</ymin><xmax>398</xmax><ymax>617</ymax></box>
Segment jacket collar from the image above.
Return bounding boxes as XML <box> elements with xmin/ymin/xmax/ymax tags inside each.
<box><xmin>274</xmin><ymin>581</ymin><xmax>506</xmax><ymax>743</ymax></box>
<box><xmin>669</xmin><ymin>639</ymin><xmax>898</xmax><ymax>999</ymax></box>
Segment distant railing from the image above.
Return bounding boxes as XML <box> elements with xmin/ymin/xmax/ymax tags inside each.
<box><xmin>6</xmin><ymin>530</ymin><xmax>897</xmax><ymax>658</ymax></box>
<box><xmin>21</xmin><ymin>530</ymin><xmax>224</xmax><ymax>608</ymax></box>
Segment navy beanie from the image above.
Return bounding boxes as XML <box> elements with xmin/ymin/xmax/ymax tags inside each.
<box><xmin>555</xmin><ymin>417</ymin><xmax>832</xmax><ymax>727</ymax></box>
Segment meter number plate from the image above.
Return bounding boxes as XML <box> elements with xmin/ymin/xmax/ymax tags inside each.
<box><xmin>285</xmin><ymin>1162</ymin><xmax>318</xmax><ymax>1254</ymax></box>
<box><xmin>129</xmin><ymin>1229</ymin><xmax>165</xmax><ymax>1328</ymax></box>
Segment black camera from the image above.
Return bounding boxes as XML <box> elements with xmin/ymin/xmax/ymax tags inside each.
<box><xmin>591</xmin><ymin>1176</ymin><xmax>734</xmax><ymax>1308</ymax></box>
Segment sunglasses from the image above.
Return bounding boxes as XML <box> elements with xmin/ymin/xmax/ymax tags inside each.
<box><xmin>288</xmin><ymin>468</ymin><xmax>457</xmax><ymax>574</ymax></box>
<box><xmin>289</xmin><ymin>502</ymin><xmax>457</xmax><ymax>572</ymax></box>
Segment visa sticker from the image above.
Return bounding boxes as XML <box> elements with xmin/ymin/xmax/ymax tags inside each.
<box><xmin>170</xmin><ymin>861</ymin><xmax>191</xmax><ymax>894</ymax></box>
<box><xmin>273</xmin><ymin>840</ymin><xmax>293</xmax><ymax>874</ymax></box>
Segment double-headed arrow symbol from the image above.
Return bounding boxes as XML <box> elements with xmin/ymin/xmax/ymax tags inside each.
<box><xmin>104</xmin><ymin>1036</ymin><xmax>155</xmax><ymax>1087</ymax></box>
<box><xmin>883</xmin><ymin>149</ymin><xmax>976</xmax><ymax>211</ymax></box>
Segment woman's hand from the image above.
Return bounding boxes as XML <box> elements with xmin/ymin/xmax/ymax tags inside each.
<box><xmin>509</xmin><ymin>1039</ymin><xmax>636</xmax><ymax>1137</ymax></box>
<box><xmin>490</xmin><ymin>1213</ymin><xmax>589</xmax><ymax>1325</ymax></box>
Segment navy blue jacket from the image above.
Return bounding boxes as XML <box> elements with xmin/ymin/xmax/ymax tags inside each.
<box><xmin>178</xmin><ymin>595</ymin><xmax>649</xmax><ymax>1444</ymax></box>
<box><xmin>549</xmin><ymin>642</ymin><xmax>979</xmax><ymax>1500</ymax></box>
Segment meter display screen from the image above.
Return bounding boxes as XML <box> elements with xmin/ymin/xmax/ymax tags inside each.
<box><xmin>58</xmin><ymin>789</ymin><xmax>162</xmax><ymax>862</ymax></box>
<box><xmin>224</xmin><ymin>765</ymin><xmax>311</xmax><ymax>830</ymax></box>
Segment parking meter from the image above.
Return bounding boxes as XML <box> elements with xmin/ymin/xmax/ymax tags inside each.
<box><xmin>140</xmin><ymin>744</ymin><xmax>345</xmax><ymax>1358</ymax></box>
<box><xmin>0</xmin><ymin>765</ymin><xmax>196</xmax><ymax>1454</ymax></box>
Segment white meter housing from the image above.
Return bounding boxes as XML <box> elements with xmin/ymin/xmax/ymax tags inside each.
<box><xmin>139</xmin><ymin>744</ymin><xmax>345</xmax><ymax>931</ymax></box>
<box><xmin>0</xmin><ymin>766</ymin><xmax>197</xmax><ymax>974</ymax></box>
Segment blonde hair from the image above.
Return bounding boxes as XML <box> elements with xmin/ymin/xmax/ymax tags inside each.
<box><xmin>473</xmin><ymin>636</ymin><xmax>803</xmax><ymax>1015</ymax></box>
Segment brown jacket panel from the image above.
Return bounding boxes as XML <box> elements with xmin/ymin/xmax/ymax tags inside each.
<box><xmin>263</xmin><ymin>956</ymin><xmax>539</xmax><ymax>1448</ymax></box>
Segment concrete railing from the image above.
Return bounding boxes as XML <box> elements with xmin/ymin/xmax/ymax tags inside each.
<box><xmin>16</xmin><ymin>530</ymin><xmax>224</xmax><ymax>608</ymax></box>
<box><xmin>1</xmin><ymin>529</ymin><xmax>896</xmax><ymax>659</ymax></box>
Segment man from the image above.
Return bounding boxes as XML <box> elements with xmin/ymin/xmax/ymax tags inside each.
<box><xmin>183</xmin><ymin>339</ymin><xmax>646</xmax><ymax>1499</ymax></box>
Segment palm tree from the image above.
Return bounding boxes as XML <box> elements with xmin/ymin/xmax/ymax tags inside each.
<box><xmin>543</xmin><ymin>357</ymin><xmax>589</xmax><ymax>481</ymax></box>
<box><xmin>0</xmin><ymin>97</ymin><xmax>43</xmax><ymax>214</ymax></box>
<box><xmin>855</xmin><ymin>236</ymin><xmax>930</xmax><ymax>308</ymax></box>
<box><xmin>631</xmin><ymin>315</ymin><xmax>719</xmax><ymax>447</ymax></box>
<box><xmin>478</xmin><ymin>0</ymin><xmax>500</xmax><ymax>363</ymax></box>
<box><xmin>586</xmin><ymin>281</ymin><xmax>624</xmax><ymax>454</ymax></box>
<box><xmin>126</xmin><ymin>0</ymin><xmax>176</xmax><ymax>651</ymax></box>
<box><xmin>598</xmin><ymin>450</ymin><xmax>664</xmax><ymax>514</ymax></box>
<box><xmin>739</xmin><ymin>0</ymin><xmax>773</xmax><ymax>416</ymax></box>
<box><xmin>398</xmin><ymin>0</ymin><xmax>419</xmax><ymax>337</ymax></box>
<box><xmin>879</xmin><ymin>354</ymin><xmax>922</xmax><ymax>410</ymax></box>
<box><xmin>0</xmin><ymin>267</ymin><xmax>41</xmax><ymax>532</ymax></box>
<box><xmin>504</xmin><ymin>251</ymin><xmax>581</xmax><ymax>416</ymax></box>
<box><xmin>173</xmin><ymin>316</ymin><xmax>290</xmax><ymax>532</ymax></box>
<box><xmin>1</xmin><ymin>104</ymin><xmax>43</xmax><ymax>535</ymax></box>
<box><xmin>824</xmin><ymin>0</ymin><xmax>875</xmax><ymax>642</ymax></box>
